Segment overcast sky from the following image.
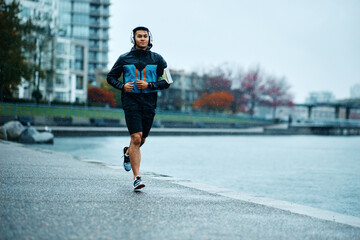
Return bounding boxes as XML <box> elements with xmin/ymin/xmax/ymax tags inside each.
<box><xmin>108</xmin><ymin>0</ymin><xmax>360</xmax><ymax>103</ymax></box>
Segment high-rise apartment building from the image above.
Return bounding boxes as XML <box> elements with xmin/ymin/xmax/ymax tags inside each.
<box><xmin>58</xmin><ymin>0</ymin><xmax>110</xmax><ymax>85</ymax></box>
<box><xmin>17</xmin><ymin>0</ymin><xmax>109</xmax><ymax>103</ymax></box>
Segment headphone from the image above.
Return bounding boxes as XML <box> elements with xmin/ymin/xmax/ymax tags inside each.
<box><xmin>130</xmin><ymin>26</ymin><xmax>153</xmax><ymax>45</ymax></box>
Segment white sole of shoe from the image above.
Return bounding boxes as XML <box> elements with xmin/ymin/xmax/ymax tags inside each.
<box><xmin>134</xmin><ymin>183</ymin><xmax>145</xmax><ymax>191</ymax></box>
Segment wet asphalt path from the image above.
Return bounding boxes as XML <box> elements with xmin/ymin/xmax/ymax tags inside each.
<box><xmin>1</xmin><ymin>140</ymin><xmax>359</xmax><ymax>239</ymax></box>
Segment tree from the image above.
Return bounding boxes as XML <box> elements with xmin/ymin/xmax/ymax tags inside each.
<box><xmin>88</xmin><ymin>87</ymin><xmax>116</xmax><ymax>108</ymax></box>
<box><xmin>0</xmin><ymin>0</ymin><xmax>37</xmax><ymax>101</ymax></box>
<box><xmin>238</xmin><ymin>68</ymin><xmax>265</xmax><ymax>115</ymax></box>
<box><xmin>193</xmin><ymin>91</ymin><xmax>234</xmax><ymax>112</ymax></box>
<box><xmin>30</xmin><ymin>24</ymin><xmax>53</xmax><ymax>104</ymax></box>
<box><xmin>203</xmin><ymin>74</ymin><xmax>232</xmax><ymax>93</ymax></box>
<box><xmin>262</xmin><ymin>77</ymin><xmax>294</xmax><ymax>119</ymax></box>
<box><xmin>100</xmin><ymin>79</ymin><xmax>122</xmax><ymax>108</ymax></box>
<box><xmin>203</xmin><ymin>64</ymin><xmax>232</xmax><ymax>93</ymax></box>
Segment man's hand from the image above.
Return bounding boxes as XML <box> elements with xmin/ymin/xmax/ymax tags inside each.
<box><xmin>136</xmin><ymin>79</ymin><xmax>149</xmax><ymax>90</ymax></box>
<box><xmin>124</xmin><ymin>82</ymin><xmax>134</xmax><ymax>92</ymax></box>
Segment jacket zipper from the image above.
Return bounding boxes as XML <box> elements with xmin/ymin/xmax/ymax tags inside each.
<box><xmin>136</xmin><ymin>68</ymin><xmax>146</xmax><ymax>93</ymax></box>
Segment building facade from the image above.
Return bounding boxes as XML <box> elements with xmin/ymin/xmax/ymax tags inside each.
<box><xmin>54</xmin><ymin>38</ymin><xmax>88</xmax><ymax>103</ymax></box>
<box><xmin>17</xmin><ymin>0</ymin><xmax>58</xmax><ymax>101</ymax></box>
<box><xmin>305</xmin><ymin>91</ymin><xmax>336</xmax><ymax>104</ymax></box>
<box><xmin>17</xmin><ymin>0</ymin><xmax>109</xmax><ymax>103</ymax></box>
<box><xmin>58</xmin><ymin>0</ymin><xmax>110</xmax><ymax>85</ymax></box>
<box><xmin>158</xmin><ymin>70</ymin><xmax>204</xmax><ymax>111</ymax></box>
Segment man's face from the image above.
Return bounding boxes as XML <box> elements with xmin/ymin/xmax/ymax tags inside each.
<box><xmin>134</xmin><ymin>30</ymin><xmax>149</xmax><ymax>50</ymax></box>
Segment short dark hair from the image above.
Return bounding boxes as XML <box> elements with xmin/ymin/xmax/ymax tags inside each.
<box><xmin>132</xmin><ymin>26</ymin><xmax>150</xmax><ymax>35</ymax></box>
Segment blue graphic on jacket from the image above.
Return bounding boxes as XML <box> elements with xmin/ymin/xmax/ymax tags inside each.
<box><xmin>123</xmin><ymin>65</ymin><xmax>158</xmax><ymax>93</ymax></box>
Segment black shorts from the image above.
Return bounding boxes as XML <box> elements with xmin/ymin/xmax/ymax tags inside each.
<box><xmin>124</xmin><ymin>109</ymin><xmax>155</xmax><ymax>138</ymax></box>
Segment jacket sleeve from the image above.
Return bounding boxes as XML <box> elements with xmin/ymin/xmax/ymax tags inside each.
<box><xmin>107</xmin><ymin>57</ymin><xmax>124</xmax><ymax>90</ymax></box>
<box><xmin>151</xmin><ymin>56</ymin><xmax>170</xmax><ymax>90</ymax></box>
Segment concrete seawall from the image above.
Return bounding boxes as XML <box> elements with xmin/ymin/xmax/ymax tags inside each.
<box><xmin>35</xmin><ymin>126</ymin><xmax>267</xmax><ymax>137</ymax></box>
<box><xmin>37</xmin><ymin>125</ymin><xmax>359</xmax><ymax>137</ymax></box>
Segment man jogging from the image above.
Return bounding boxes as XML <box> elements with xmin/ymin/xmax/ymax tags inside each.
<box><xmin>107</xmin><ymin>26</ymin><xmax>170</xmax><ymax>190</ymax></box>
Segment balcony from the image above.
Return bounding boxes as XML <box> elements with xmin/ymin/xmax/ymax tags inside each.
<box><xmin>89</xmin><ymin>45</ymin><xmax>100</xmax><ymax>51</ymax></box>
<box><xmin>89</xmin><ymin>35</ymin><xmax>101</xmax><ymax>40</ymax></box>
<box><xmin>91</xmin><ymin>0</ymin><xmax>110</xmax><ymax>6</ymax></box>
<box><xmin>90</xmin><ymin>10</ymin><xmax>101</xmax><ymax>16</ymax></box>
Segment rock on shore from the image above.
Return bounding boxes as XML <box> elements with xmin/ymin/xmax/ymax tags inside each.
<box><xmin>0</xmin><ymin>121</ymin><xmax>54</xmax><ymax>144</ymax></box>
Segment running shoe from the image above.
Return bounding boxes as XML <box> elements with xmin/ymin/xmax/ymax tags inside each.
<box><xmin>133</xmin><ymin>176</ymin><xmax>145</xmax><ymax>190</ymax></box>
<box><xmin>123</xmin><ymin>146</ymin><xmax>131</xmax><ymax>172</ymax></box>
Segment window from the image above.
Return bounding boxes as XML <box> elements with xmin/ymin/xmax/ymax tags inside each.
<box><xmin>103</xmin><ymin>29</ymin><xmax>108</xmax><ymax>38</ymax></box>
<box><xmin>55</xmin><ymin>74</ymin><xmax>66</xmax><ymax>88</ymax></box>
<box><xmin>43</xmin><ymin>12</ymin><xmax>51</xmax><ymax>21</ymax></box>
<box><xmin>103</xmin><ymin>6</ymin><xmax>109</xmax><ymax>15</ymax></box>
<box><xmin>185</xmin><ymin>76</ymin><xmax>191</xmax><ymax>84</ymax></box>
<box><xmin>89</xmin><ymin>28</ymin><xmax>98</xmax><ymax>37</ymax></box>
<box><xmin>55</xmin><ymin>92</ymin><xmax>67</xmax><ymax>102</ymax></box>
<box><xmin>59</xmin><ymin>25</ymin><xmax>71</xmax><ymax>37</ymax></box>
<box><xmin>73</xmin><ymin>2</ymin><xmax>89</xmax><ymax>13</ymax></box>
<box><xmin>88</xmin><ymin>74</ymin><xmax>95</xmax><ymax>85</ymax></box>
<box><xmin>90</xmin><ymin>4</ymin><xmax>100</xmax><ymax>14</ymax></box>
<box><xmin>88</xmin><ymin>63</ymin><xmax>96</xmax><ymax>72</ymax></box>
<box><xmin>102</xmin><ymin>41</ymin><xmax>108</xmax><ymax>49</ymax></box>
<box><xmin>59</xmin><ymin>13</ymin><xmax>71</xmax><ymax>25</ymax></box>
<box><xmin>89</xmin><ymin>51</ymin><xmax>97</xmax><ymax>61</ymax></box>
<box><xmin>72</xmin><ymin>26</ymin><xmax>89</xmax><ymax>38</ymax></box>
<box><xmin>76</xmin><ymin>76</ymin><xmax>83</xmax><ymax>90</ymax></box>
<box><xmin>89</xmin><ymin>40</ymin><xmax>99</xmax><ymax>48</ymax></box>
<box><xmin>75</xmin><ymin>46</ymin><xmax>84</xmax><ymax>60</ymax></box>
<box><xmin>60</xmin><ymin>0</ymin><xmax>71</xmax><ymax>12</ymax></box>
<box><xmin>56</xmin><ymin>42</ymin><xmax>67</xmax><ymax>55</ymax></box>
<box><xmin>90</xmin><ymin>17</ymin><xmax>100</xmax><ymax>26</ymax></box>
<box><xmin>75</xmin><ymin>60</ymin><xmax>83</xmax><ymax>71</ymax></box>
<box><xmin>73</xmin><ymin>14</ymin><xmax>89</xmax><ymax>25</ymax></box>
<box><xmin>102</xmin><ymin>17</ymin><xmax>109</xmax><ymax>25</ymax></box>
<box><xmin>56</xmin><ymin>58</ymin><xmax>67</xmax><ymax>70</ymax></box>
<box><xmin>102</xmin><ymin>52</ymin><xmax>108</xmax><ymax>62</ymax></box>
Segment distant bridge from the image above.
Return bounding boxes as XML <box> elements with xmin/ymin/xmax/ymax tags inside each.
<box><xmin>288</xmin><ymin>101</ymin><xmax>360</xmax><ymax>135</ymax></box>
<box><xmin>295</xmin><ymin>101</ymin><xmax>360</xmax><ymax>120</ymax></box>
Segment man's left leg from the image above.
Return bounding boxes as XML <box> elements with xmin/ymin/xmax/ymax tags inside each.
<box><xmin>125</xmin><ymin>137</ymin><xmax>146</xmax><ymax>155</ymax></box>
<box><xmin>129</xmin><ymin>132</ymin><xmax>143</xmax><ymax>179</ymax></box>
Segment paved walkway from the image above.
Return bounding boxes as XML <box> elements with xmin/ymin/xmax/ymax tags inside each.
<box><xmin>1</xmin><ymin>140</ymin><xmax>359</xmax><ymax>239</ymax></box>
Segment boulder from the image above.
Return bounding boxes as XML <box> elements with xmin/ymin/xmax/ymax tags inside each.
<box><xmin>3</xmin><ymin>121</ymin><xmax>25</xmax><ymax>141</ymax></box>
<box><xmin>0</xmin><ymin>126</ymin><xmax>7</xmax><ymax>140</ymax></box>
<box><xmin>19</xmin><ymin>127</ymin><xmax>54</xmax><ymax>144</ymax></box>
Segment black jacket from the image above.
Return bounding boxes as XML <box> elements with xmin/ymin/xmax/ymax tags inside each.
<box><xmin>107</xmin><ymin>46</ymin><xmax>170</xmax><ymax>110</ymax></box>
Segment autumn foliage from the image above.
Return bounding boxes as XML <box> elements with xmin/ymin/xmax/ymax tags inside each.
<box><xmin>88</xmin><ymin>87</ymin><xmax>116</xmax><ymax>107</ymax></box>
<box><xmin>236</xmin><ymin>69</ymin><xmax>265</xmax><ymax>115</ymax></box>
<box><xmin>204</xmin><ymin>75</ymin><xmax>231</xmax><ymax>92</ymax></box>
<box><xmin>193</xmin><ymin>65</ymin><xmax>294</xmax><ymax>115</ymax></box>
<box><xmin>193</xmin><ymin>91</ymin><xmax>234</xmax><ymax>111</ymax></box>
<box><xmin>262</xmin><ymin>78</ymin><xmax>294</xmax><ymax>108</ymax></box>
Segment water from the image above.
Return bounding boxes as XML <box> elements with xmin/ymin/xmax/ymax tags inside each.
<box><xmin>36</xmin><ymin>135</ymin><xmax>360</xmax><ymax>218</ymax></box>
